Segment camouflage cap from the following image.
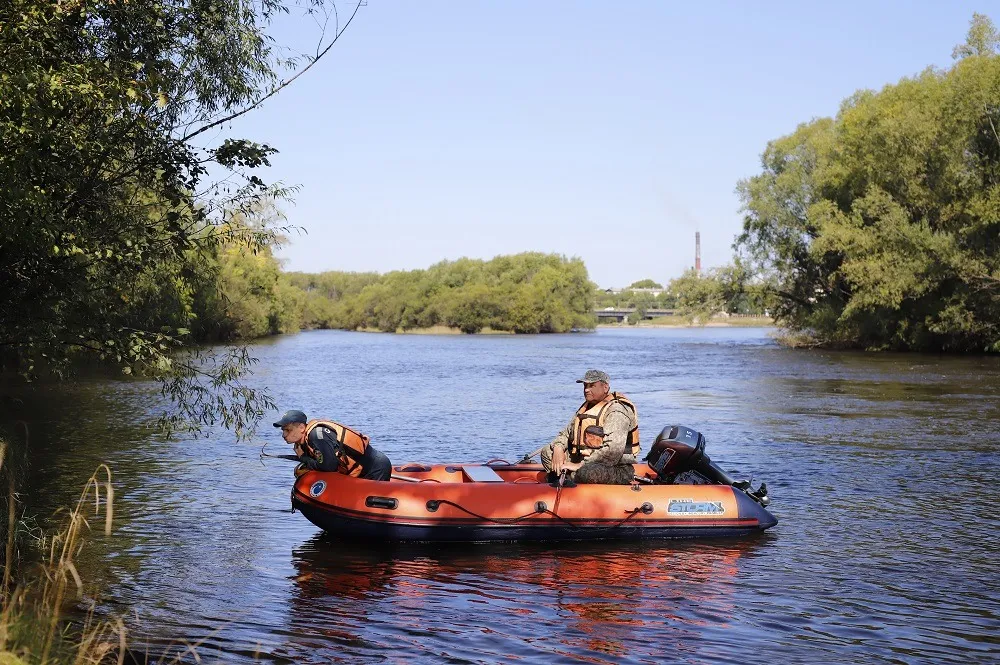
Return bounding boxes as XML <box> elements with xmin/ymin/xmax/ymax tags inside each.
<box><xmin>575</xmin><ymin>369</ymin><xmax>610</xmax><ymax>384</ymax></box>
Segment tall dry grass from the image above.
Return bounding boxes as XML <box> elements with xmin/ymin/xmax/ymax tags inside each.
<box><xmin>0</xmin><ymin>436</ymin><xmax>125</xmax><ymax>665</ymax></box>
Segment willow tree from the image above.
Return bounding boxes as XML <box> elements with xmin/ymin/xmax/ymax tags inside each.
<box><xmin>0</xmin><ymin>0</ymin><xmax>362</xmax><ymax>434</ymax></box>
<box><xmin>737</xmin><ymin>13</ymin><xmax>1000</xmax><ymax>351</ymax></box>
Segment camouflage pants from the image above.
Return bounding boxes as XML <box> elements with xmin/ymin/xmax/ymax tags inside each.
<box><xmin>539</xmin><ymin>445</ymin><xmax>633</xmax><ymax>485</ymax></box>
<box><xmin>574</xmin><ymin>463</ymin><xmax>634</xmax><ymax>485</ymax></box>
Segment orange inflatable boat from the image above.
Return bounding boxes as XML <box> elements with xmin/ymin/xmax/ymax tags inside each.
<box><xmin>290</xmin><ymin>425</ymin><xmax>777</xmax><ymax>542</ymax></box>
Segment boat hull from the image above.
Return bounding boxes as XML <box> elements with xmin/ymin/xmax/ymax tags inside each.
<box><xmin>290</xmin><ymin>463</ymin><xmax>777</xmax><ymax>543</ymax></box>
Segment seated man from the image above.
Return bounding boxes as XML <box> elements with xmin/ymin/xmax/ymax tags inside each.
<box><xmin>274</xmin><ymin>410</ymin><xmax>392</xmax><ymax>481</ymax></box>
<box><xmin>540</xmin><ymin>369</ymin><xmax>640</xmax><ymax>485</ymax></box>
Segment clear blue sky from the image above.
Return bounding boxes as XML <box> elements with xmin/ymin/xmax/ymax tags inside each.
<box><xmin>226</xmin><ymin>1</ymin><xmax>986</xmax><ymax>288</ymax></box>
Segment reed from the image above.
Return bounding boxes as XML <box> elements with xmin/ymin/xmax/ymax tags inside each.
<box><xmin>0</xmin><ymin>437</ymin><xmax>230</xmax><ymax>665</ymax></box>
<box><xmin>0</xmin><ymin>438</ymin><xmax>125</xmax><ymax>665</ymax></box>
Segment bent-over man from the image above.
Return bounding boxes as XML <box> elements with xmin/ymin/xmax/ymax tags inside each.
<box><xmin>274</xmin><ymin>410</ymin><xmax>392</xmax><ymax>481</ymax></box>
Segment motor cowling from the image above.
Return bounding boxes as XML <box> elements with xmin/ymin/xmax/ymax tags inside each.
<box><xmin>644</xmin><ymin>425</ymin><xmax>771</xmax><ymax>506</ymax></box>
<box><xmin>644</xmin><ymin>425</ymin><xmax>737</xmax><ymax>486</ymax></box>
<box><xmin>644</xmin><ymin>425</ymin><xmax>705</xmax><ymax>477</ymax></box>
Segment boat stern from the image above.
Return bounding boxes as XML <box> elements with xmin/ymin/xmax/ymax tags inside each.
<box><xmin>734</xmin><ymin>488</ymin><xmax>778</xmax><ymax>531</ymax></box>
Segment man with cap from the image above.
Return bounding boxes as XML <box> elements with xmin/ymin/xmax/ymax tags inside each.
<box><xmin>274</xmin><ymin>410</ymin><xmax>392</xmax><ymax>481</ymax></box>
<box><xmin>540</xmin><ymin>369</ymin><xmax>640</xmax><ymax>485</ymax></box>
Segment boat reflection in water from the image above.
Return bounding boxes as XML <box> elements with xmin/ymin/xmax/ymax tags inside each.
<box><xmin>278</xmin><ymin>534</ymin><xmax>770</xmax><ymax>663</ymax></box>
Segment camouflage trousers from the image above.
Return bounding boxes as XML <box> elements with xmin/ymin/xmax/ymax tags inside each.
<box><xmin>574</xmin><ymin>463</ymin><xmax>634</xmax><ymax>485</ymax></box>
<box><xmin>540</xmin><ymin>445</ymin><xmax>634</xmax><ymax>485</ymax></box>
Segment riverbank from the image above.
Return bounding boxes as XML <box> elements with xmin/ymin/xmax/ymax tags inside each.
<box><xmin>355</xmin><ymin>325</ymin><xmax>516</xmax><ymax>335</ymax></box>
<box><xmin>332</xmin><ymin>317</ymin><xmax>775</xmax><ymax>335</ymax></box>
<box><xmin>598</xmin><ymin>315</ymin><xmax>774</xmax><ymax>329</ymax></box>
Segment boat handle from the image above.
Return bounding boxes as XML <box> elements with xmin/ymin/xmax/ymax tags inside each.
<box><xmin>365</xmin><ymin>496</ymin><xmax>398</xmax><ymax>510</ymax></box>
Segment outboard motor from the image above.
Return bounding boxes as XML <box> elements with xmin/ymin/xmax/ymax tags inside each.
<box><xmin>644</xmin><ymin>425</ymin><xmax>770</xmax><ymax>506</ymax></box>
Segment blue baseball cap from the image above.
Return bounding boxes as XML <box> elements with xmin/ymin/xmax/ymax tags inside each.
<box><xmin>273</xmin><ymin>410</ymin><xmax>307</xmax><ymax>428</ymax></box>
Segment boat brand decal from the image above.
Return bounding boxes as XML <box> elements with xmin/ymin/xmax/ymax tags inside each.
<box><xmin>309</xmin><ymin>481</ymin><xmax>326</xmax><ymax>497</ymax></box>
<box><xmin>667</xmin><ymin>499</ymin><xmax>725</xmax><ymax>515</ymax></box>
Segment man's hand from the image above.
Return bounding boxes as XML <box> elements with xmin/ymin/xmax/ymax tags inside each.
<box><xmin>562</xmin><ymin>460</ymin><xmax>583</xmax><ymax>472</ymax></box>
<box><xmin>552</xmin><ymin>445</ymin><xmax>566</xmax><ymax>473</ymax></box>
<box><xmin>293</xmin><ymin>443</ymin><xmax>305</xmax><ymax>458</ymax></box>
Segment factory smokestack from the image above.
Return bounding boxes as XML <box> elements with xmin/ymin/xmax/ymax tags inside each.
<box><xmin>695</xmin><ymin>231</ymin><xmax>701</xmax><ymax>275</ymax></box>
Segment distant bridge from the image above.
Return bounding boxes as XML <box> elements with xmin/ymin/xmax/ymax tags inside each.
<box><xmin>594</xmin><ymin>308</ymin><xmax>676</xmax><ymax>322</ymax></box>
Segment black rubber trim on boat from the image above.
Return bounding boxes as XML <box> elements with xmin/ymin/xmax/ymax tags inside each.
<box><xmin>365</xmin><ymin>496</ymin><xmax>398</xmax><ymax>510</ymax></box>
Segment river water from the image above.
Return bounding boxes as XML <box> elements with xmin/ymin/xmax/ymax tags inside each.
<box><xmin>10</xmin><ymin>328</ymin><xmax>1000</xmax><ymax>664</ymax></box>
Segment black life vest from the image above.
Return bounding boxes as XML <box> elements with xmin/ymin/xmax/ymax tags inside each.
<box><xmin>305</xmin><ymin>419</ymin><xmax>371</xmax><ymax>477</ymax></box>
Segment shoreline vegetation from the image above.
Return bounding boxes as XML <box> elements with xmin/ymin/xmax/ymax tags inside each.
<box><xmin>0</xmin><ymin>442</ymin><xmax>122</xmax><ymax>665</ymax></box>
<box><xmin>355</xmin><ymin>316</ymin><xmax>777</xmax><ymax>336</ymax></box>
<box><xmin>606</xmin><ymin>315</ymin><xmax>775</xmax><ymax>329</ymax></box>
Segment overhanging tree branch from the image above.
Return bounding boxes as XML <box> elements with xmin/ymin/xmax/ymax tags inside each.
<box><xmin>181</xmin><ymin>0</ymin><xmax>363</xmax><ymax>144</ymax></box>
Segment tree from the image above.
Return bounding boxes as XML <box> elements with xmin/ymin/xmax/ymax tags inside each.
<box><xmin>737</xmin><ymin>15</ymin><xmax>1000</xmax><ymax>351</ymax></box>
<box><xmin>953</xmin><ymin>13</ymin><xmax>1000</xmax><ymax>59</ymax></box>
<box><xmin>627</xmin><ymin>279</ymin><xmax>663</xmax><ymax>289</ymax></box>
<box><xmin>668</xmin><ymin>269</ymin><xmax>727</xmax><ymax>324</ymax></box>
<box><xmin>0</xmin><ymin>0</ymin><xmax>363</xmax><ymax>435</ymax></box>
<box><xmin>284</xmin><ymin>253</ymin><xmax>595</xmax><ymax>334</ymax></box>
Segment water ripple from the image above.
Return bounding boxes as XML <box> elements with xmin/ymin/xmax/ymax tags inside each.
<box><xmin>10</xmin><ymin>328</ymin><xmax>1000</xmax><ymax>664</ymax></box>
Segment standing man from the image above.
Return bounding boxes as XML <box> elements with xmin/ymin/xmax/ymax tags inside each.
<box><xmin>274</xmin><ymin>410</ymin><xmax>392</xmax><ymax>481</ymax></box>
<box><xmin>541</xmin><ymin>369</ymin><xmax>640</xmax><ymax>485</ymax></box>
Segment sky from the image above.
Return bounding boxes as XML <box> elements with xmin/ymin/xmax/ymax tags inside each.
<box><xmin>224</xmin><ymin>1</ymin><xmax>989</xmax><ymax>288</ymax></box>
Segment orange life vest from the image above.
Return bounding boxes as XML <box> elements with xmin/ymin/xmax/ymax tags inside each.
<box><xmin>304</xmin><ymin>419</ymin><xmax>371</xmax><ymax>477</ymax></box>
<box><xmin>567</xmin><ymin>393</ymin><xmax>640</xmax><ymax>460</ymax></box>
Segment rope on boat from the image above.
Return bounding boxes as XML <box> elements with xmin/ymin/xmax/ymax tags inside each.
<box><xmin>427</xmin><ymin>498</ymin><xmax>651</xmax><ymax>530</ymax></box>
<box><xmin>427</xmin><ymin>499</ymin><xmax>544</xmax><ymax>525</ymax></box>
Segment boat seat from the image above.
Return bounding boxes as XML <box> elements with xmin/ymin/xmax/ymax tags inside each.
<box><xmin>461</xmin><ymin>465</ymin><xmax>505</xmax><ymax>483</ymax></box>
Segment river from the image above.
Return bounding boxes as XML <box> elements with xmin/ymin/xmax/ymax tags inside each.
<box><xmin>9</xmin><ymin>327</ymin><xmax>1000</xmax><ymax>664</ymax></box>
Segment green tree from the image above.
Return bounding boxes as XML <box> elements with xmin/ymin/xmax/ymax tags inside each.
<box><xmin>0</xmin><ymin>0</ymin><xmax>362</xmax><ymax>434</ymax></box>
<box><xmin>737</xmin><ymin>14</ymin><xmax>1000</xmax><ymax>351</ymax></box>
<box><xmin>291</xmin><ymin>253</ymin><xmax>595</xmax><ymax>334</ymax></box>
<box><xmin>668</xmin><ymin>269</ymin><xmax>727</xmax><ymax>324</ymax></box>
<box><xmin>630</xmin><ymin>292</ymin><xmax>656</xmax><ymax>323</ymax></box>
<box><xmin>953</xmin><ymin>13</ymin><xmax>1000</xmax><ymax>59</ymax></box>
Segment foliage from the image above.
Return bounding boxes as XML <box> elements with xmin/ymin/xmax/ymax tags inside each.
<box><xmin>0</xmin><ymin>0</ymin><xmax>361</xmax><ymax>435</ymax></box>
<box><xmin>593</xmin><ymin>270</ymin><xmax>771</xmax><ymax>322</ymax></box>
<box><xmin>594</xmin><ymin>284</ymin><xmax>677</xmax><ymax>311</ymax></box>
<box><xmin>737</xmin><ymin>14</ymin><xmax>1000</xmax><ymax>351</ymax></box>
<box><xmin>284</xmin><ymin>253</ymin><xmax>596</xmax><ymax>334</ymax></box>
<box><xmin>668</xmin><ymin>269</ymin><xmax>728</xmax><ymax>323</ymax></box>
<box><xmin>627</xmin><ymin>279</ymin><xmax>663</xmax><ymax>289</ymax></box>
